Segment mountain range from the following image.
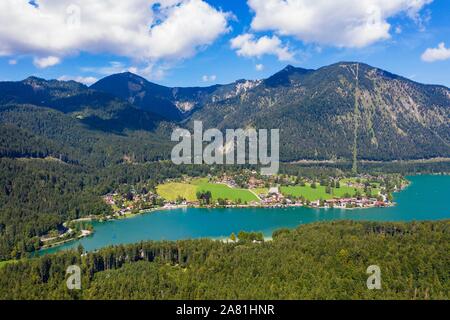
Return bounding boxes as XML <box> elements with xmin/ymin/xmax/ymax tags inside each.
<box><xmin>1</xmin><ymin>61</ymin><xmax>449</xmax><ymax>163</ymax></box>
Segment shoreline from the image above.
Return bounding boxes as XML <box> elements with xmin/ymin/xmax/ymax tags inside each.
<box><xmin>39</xmin><ymin>200</ymin><xmax>396</xmax><ymax>252</ymax></box>
<box><xmin>38</xmin><ymin>178</ymin><xmax>411</xmax><ymax>252</ymax></box>
<box><xmin>40</xmin><ymin>230</ymin><xmax>93</xmax><ymax>250</ymax></box>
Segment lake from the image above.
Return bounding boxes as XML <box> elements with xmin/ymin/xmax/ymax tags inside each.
<box><xmin>40</xmin><ymin>175</ymin><xmax>450</xmax><ymax>255</ymax></box>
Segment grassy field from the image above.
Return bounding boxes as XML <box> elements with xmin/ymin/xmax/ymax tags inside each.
<box><xmin>0</xmin><ymin>260</ymin><xmax>18</xmax><ymax>269</ymax></box>
<box><xmin>281</xmin><ymin>183</ymin><xmax>380</xmax><ymax>201</ymax></box>
<box><xmin>157</xmin><ymin>179</ymin><xmax>380</xmax><ymax>204</ymax></box>
<box><xmin>156</xmin><ymin>182</ymin><xmax>198</xmax><ymax>201</ymax></box>
<box><xmin>252</xmin><ymin>188</ymin><xmax>269</xmax><ymax>196</ymax></box>
<box><xmin>196</xmin><ymin>182</ymin><xmax>259</xmax><ymax>202</ymax></box>
<box><xmin>157</xmin><ymin>180</ymin><xmax>259</xmax><ymax>203</ymax></box>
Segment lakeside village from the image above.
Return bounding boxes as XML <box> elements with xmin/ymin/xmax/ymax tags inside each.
<box><xmin>102</xmin><ymin>172</ymin><xmax>408</xmax><ymax>218</ymax></box>
<box><xmin>39</xmin><ymin>171</ymin><xmax>407</xmax><ymax>249</ymax></box>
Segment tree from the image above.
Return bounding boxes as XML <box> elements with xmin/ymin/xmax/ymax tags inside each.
<box><xmin>125</xmin><ymin>192</ymin><xmax>134</xmax><ymax>201</ymax></box>
<box><xmin>196</xmin><ymin>191</ymin><xmax>212</xmax><ymax>205</ymax></box>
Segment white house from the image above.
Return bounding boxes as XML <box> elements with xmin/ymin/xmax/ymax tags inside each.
<box><xmin>268</xmin><ymin>187</ymin><xmax>279</xmax><ymax>195</ymax></box>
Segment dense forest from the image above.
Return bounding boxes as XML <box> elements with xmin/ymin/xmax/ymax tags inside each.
<box><xmin>0</xmin><ymin>158</ymin><xmax>218</xmax><ymax>260</ymax></box>
<box><xmin>0</xmin><ymin>221</ymin><xmax>448</xmax><ymax>300</ymax></box>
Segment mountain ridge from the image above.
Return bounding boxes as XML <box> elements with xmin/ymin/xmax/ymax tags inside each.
<box><xmin>1</xmin><ymin>61</ymin><xmax>449</xmax><ymax>161</ymax></box>
<box><xmin>185</xmin><ymin>61</ymin><xmax>450</xmax><ymax>161</ymax></box>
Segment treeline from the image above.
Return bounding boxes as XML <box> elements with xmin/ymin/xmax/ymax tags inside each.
<box><xmin>0</xmin><ymin>159</ymin><xmax>112</xmax><ymax>259</ymax></box>
<box><xmin>0</xmin><ymin>105</ymin><xmax>173</xmax><ymax>167</ymax></box>
<box><xmin>280</xmin><ymin>161</ymin><xmax>450</xmax><ymax>176</ymax></box>
<box><xmin>0</xmin><ymin>150</ymin><xmax>443</xmax><ymax>260</ymax></box>
<box><xmin>0</xmin><ymin>221</ymin><xmax>448</xmax><ymax>300</ymax></box>
<box><xmin>0</xmin><ymin>157</ymin><xmax>246</xmax><ymax>259</ymax></box>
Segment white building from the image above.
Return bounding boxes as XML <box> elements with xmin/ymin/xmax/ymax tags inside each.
<box><xmin>269</xmin><ymin>187</ymin><xmax>279</xmax><ymax>195</ymax></box>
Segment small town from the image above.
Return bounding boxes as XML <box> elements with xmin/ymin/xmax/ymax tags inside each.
<box><xmin>101</xmin><ymin>172</ymin><xmax>404</xmax><ymax>219</ymax></box>
<box><xmin>39</xmin><ymin>173</ymin><xmax>403</xmax><ymax>248</ymax></box>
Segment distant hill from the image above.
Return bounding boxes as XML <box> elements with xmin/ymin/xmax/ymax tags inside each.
<box><xmin>91</xmin><ymin>72</ymin><xmax>261</xmax><ymax>121</ymax></box>
<box><xmin>91</xmin><ymin>72</ymin><xmax>185</xmax><ymax>121</ymax></box>
<box><xmin>0</xmin><ymin>77</ymin><xmax>174</xmax><ymax>167</ymax></box>
<box><xmin>0</xmin><ymin>76</ymin><xmax>166</xmax><ymax>131</ymax></box>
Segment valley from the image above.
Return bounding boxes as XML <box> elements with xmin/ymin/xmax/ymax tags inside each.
<box><xmin>0</xmin><ymin>62</ymin><xmax>449</xmax><ymax>300</ymax></box>
<box><xmin>1</xmin><ymin>0</ymin><xmax>449</xmax><ymax>304</ymax></box>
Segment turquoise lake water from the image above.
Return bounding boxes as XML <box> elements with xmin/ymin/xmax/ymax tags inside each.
<box><xmin>41</xmin><ymin>175</ymin><xmax>450</xmax><ymax>255</ymax></box>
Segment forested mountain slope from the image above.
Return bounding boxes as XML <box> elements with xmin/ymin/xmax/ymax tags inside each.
<box><xmin>91</xmin><ymin>72</ymin><xmax>260</xmax><ymax>121</ymax></box>
<box><xmin>3</xmin><ymin>62</ymin><xmax>448</xmax><ymax>163</ymax></box>
<box><xmin>188</xmin><ymin>62</ymin><xmax>450</xmax><ymax>161</ymax></box>
<box><xmin>0</xmin><ymin>78</ymin><xmax>175</xmax><ymax>258</ymax></box>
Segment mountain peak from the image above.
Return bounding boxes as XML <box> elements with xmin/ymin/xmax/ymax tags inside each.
<box><xmin>264</xmin><ymin>65</ymin><xmax>314</xmax><ymax>87</ymax></box>
<box><xmin>91</xmin><ymin>71</ymin><xmax>183</xmax><ymax>121</ymax></box>
<box><xmin>281</xmin><ymin>65</ymin><xmax>314</xmax><ymax>74</ymax></box>
<box><xmin>102</xmin><ymin>71</ymin><xmax>148</xmax><ymax>83</ymax></box>
<box><xmin>23</xmin><ymin>76</ymin><xmax>47</xmax><ymax>84</ymax></box>
<box><xmin>283</xmin><ymin>65</ymin><xmax>295</xmax><ymax>71</ymax></box>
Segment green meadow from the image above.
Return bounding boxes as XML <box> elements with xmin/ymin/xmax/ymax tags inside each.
<box><xmin>157</xmin><ymin>180</ymin><xmax>259</xmax><ymax>203</ymax></box>
<box><xmin>157</xmin><ymin>179</ymin><xmax>380</xmax><ymax>204</ymax></box>
<box><xmin>156</xmin><ymin>182</ymin><xmax>198</xmax><ymax>202</ymax></box>
<box><xmin>195</xmin><ymin>181</ymin><xmax>259</xmax><ymax>202</ymax></box>
<box><xmin>252</xmin><ymin>188</ymin><xmax>269</xmax><ymax>196</ymax></box>
<box><xmin>281</xmin><ymin>184</ymin><xmax>379</xmax><ymax>201</ymax></box>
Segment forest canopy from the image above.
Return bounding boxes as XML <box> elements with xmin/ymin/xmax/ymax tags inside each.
<box><xmin>0</xmin><ymin>220</ymin><xmax>448</xmax><ymax>300</ymax></box>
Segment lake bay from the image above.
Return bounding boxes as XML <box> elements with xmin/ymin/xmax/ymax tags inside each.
<box><xmin>41</xmin><ymin>175</ymin><xmax>450</xmax><ymax>255</ymax></box>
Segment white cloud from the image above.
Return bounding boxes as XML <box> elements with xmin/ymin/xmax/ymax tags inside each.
<box><xmin>248</xmin><ymin>0</ymin><xmax>433</xmax><ymax>48</ymax></box>
<box><xmin>421</xmin><ymin>42</ymin><xmax>450</xmax><ymax>62</ymax></box>
<box><xmin>0</xmin><ymin>0</ymin><xmax>230</xmax><ymax>65</ymax></box>
<box><xmin>202</xmin><ymin>75</ymin><xmax>217</xmax><ymax>82</ymax></box>
<box><xmin>8</xmin><ymin>59</ymin><xmax>17</xmax><ymax>65</ymax></box>
<box><xmin>82</xmin><ymin>61</ymin><xmax>129</xmax><ymax>75</ymax></box>
<box><xmin>136</xmin><ymin>63</ymin><xmax>170</xmax><ymax>80</ymax></box>
<box><xmin>145</xmin><ymin>1</ymin><xmax>231</xmax><ymax>60</ymax></box>
<box><xmin>58</xmin><ymin>75</ymin><xmax>98</xmax><ymax>85</ymax></box>
<box><xmin>33</xmin><ymin>56</ymin><xmax>61</xmax><ymax>68</ymax></box>
<box><xmin>82</xmin><ymin>61</ymin><xmax>170</xmax><ymax>80</ymax></box>
<box><xmin>255</xmin><ymin>64</ymin><xmax>264</xmax><ymax>71</ymax></box>
<box><xmin>230</xmin><ymin>33</ymin><xmax>294</xmax><ymax>61</ymax></box>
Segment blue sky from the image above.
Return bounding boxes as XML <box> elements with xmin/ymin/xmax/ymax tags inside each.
<box><xmin>0</xmin><ymin>0</ymin><xmax>449</xmax><ymax>87</ymax></box>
